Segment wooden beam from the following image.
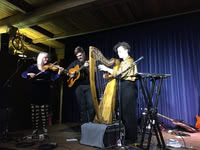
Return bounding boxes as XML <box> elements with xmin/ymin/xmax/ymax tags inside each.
<box><xmin>32</xmin><ymin>38</ymin><xmax>65</xmax><ymax>49</ymax></box>
<box><xmin>18</xmin><ymin>27</ymin><xmax>64</xmax><ymax>49</ymax></box>
<box><xmin>2</xmin><ymin>0</ymin><xmax>33</xmax><ymax>14</ymax></box>
<box><xmin>0</xmin><ymin>0</ymin><xmax>98</xmax><ymax>28</ymax></box>
<box><xmin>24</xmin><ymin>42</ymin><xmax>47</xmax><ymax>53</ymax></box>
<box><xmin>31</xmin><ymin>25</ymin><xmax>54</xmax><ymax>38</ymax></box>
<box><xmin>0</xmin><ymin>25</ymin><xmax>9</xmax><ymax>34</ymax></box>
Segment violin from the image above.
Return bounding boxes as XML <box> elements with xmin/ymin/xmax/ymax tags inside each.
<box><xmin>28</xmin><ymin>62</ymin><xmax>64</xmax><ymax>79</ymax></box>
<box><xmin>42</xmin><ymin>63</ymin><xmax>61</xmax><ymax>71</ymax></box>
<box><xmin>34</xmin><ymin>63</ymin><xmax>63</xmax><ymax>77</ymax></box>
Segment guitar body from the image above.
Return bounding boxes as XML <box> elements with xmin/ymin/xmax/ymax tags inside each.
<box><xmin>67</xmin><ymin>65</ymin><xmax>80</xmax><ymax>87</ymax></box>
<box><xmin>172</xmin><ymin>120</ymin><xmax>197</xmax><ymax>133</ymax></box>
<box><xmin>195</xmin><ymin>115</ymin><xmax>200</xmax><ymax>129</ymax></box>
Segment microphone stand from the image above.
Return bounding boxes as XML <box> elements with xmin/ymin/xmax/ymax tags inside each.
<box><xmin>3</xmin><ymin>58</ymin><xmax>25</xmax><ymax>87</ymax></box>
<box><xmin>115</xmin><ymin>74</ymin><xmax>126</xmax><ymax>149</ymax></box>
<box><xmin>1</xmin><ymin>59</ymin><xmax>25</xmax><ymax>141</ymax></box>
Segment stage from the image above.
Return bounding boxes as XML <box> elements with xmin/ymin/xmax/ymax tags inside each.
<box><xmin>0</xmin><ymin>122</ymin><xmax>200</xmax><ymax>150</ymax></box>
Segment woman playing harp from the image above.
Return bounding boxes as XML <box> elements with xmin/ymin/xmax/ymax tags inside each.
<box><xmin>97</xmin><ymin>42</ymin><xmax>138</xmax><ymax>144</ymax></box>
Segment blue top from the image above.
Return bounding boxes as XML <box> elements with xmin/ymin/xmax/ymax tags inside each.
<box><xmin>21</xmin><ymin>64</ymin><xmax>60</xmax><ymax>105</ymax></box>
<box><xmin>22</xmin><ymin>64</ymin><xmax>59</xmax><ymax>81</ymax></box>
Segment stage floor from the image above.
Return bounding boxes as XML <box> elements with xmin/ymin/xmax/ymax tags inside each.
<box><xmin>0</xmin><ymin>122</ymin><xmax>200</xmax><ymax>150</ymax></box>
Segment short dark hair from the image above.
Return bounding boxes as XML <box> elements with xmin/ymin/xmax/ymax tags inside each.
<box><xmin>113</xmin><ymin>42</ymin><xmax>131</xmax><ymax>53</ymax></box>
<box><xmin>74</xmin><ymin>46</ymin><xmax>85</xmax><ymax>55</ymax></box>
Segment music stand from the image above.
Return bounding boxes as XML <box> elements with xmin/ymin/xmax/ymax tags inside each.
<box><xmin>136</xmin><ymin>73</ymin><xmax>171</xmax><ymax>150</ymax></box>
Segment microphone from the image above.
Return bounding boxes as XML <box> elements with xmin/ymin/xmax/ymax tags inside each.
<box><xmin>115</xmin><ymin>56</ymin><xmax>144</xmax><ymax>79</ymax></box>
<box><xmin>132</xmin><ymin>56</ymin><xmax>144</xmax><ymax>65</ymax></box>
<box><xmin>19</xmin><ymin>56</ymin><xmax>36</xmax><ymax>61</ymax></box>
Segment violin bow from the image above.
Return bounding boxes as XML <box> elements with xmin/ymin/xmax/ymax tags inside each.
<box><xmin>34</xmin><ymin>61</ymin><xmax>58</xmax><ymax>77</ymax></box>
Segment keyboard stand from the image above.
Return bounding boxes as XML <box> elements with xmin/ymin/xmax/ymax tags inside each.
<box><xmin>136</xmin><ymin>73</ymin><xmax>171</xmax><ymax>150</ymax></box>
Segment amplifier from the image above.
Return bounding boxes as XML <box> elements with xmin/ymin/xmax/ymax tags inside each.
<box><xmin>103</xmin><ymin>123</ymin><xmax>125</xmax><ymax>147</ymax></box>
<box><xmin>80</xmin><ymin>122</ymin><xmax>125</xmax><ymax>148</ymax></box>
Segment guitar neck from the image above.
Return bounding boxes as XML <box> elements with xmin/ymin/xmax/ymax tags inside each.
<box><xmin>157</xmin><ymin>113</ymin><xmax>174</xmax><ymax>122</ymax></box>
<box><xmin>77</xmin><ymin>65</ymin><xmax>85</xmax><ymax>72</ymax></box>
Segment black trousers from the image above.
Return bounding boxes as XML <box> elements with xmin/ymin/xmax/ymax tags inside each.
<box><xmin>75</xmin><ymin>84</ymin><xmax>95</xmax><ymax>122</ymax></box>
<box><xmin>119</xmin><ymin>80</ymin><xmax>138</xmax><ymax>141</ymax></box>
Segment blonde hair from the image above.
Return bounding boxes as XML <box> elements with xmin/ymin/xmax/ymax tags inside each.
<box><xmin>37</xmin><ymin>52</ymin><xmax>48</xmax><ymax>70</ymax></box>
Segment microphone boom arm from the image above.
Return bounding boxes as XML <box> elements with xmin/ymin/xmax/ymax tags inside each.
<box><xmin>115</xmin><ymin>56</ymin><xmax>144</xmax><ymax>79</ymax></box>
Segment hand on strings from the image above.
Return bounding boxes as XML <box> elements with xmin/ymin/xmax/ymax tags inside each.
<box><xmin>83</xmin><ymin>60</ymin><xmax>89</xmax><ymax>67</ymax></box>
<box><xmin>98</xmin><ymin>64</ymin><xmax>113</xmax><ymax>74</ymax></box>
<box><xmin>27</xmin><ymin>73</ymin><xmax>36</xmax><ymax>78</ymax></box>
<box><xmin>98</xmin><ymin>64</ymin><xmax>107</xmax><ymax>71</ymax></box>
<box><xmin>58</xmin><ymin>66</ymin><xmax>64</xmax><ymax>75</ymax></box>
<box><xmin>67</xmin><ymin>72</ymin><xmax>76</xmax><ymax>78</ymax></box>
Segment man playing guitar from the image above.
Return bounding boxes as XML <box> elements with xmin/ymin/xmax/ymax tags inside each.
<box><xmin>65</xmin><ymin>46</ymin><xmax>95</xmax><ymax>123</ymax></box>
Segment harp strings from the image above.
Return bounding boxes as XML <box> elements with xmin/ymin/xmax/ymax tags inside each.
<box><xmin>95</xmin><ymin>60</ymin><xmax>107</xmax><ymax>101</ymax></box>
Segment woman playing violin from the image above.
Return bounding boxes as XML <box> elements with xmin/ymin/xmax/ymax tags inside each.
<box><xmin>21</xmin><ymin>52</ymin><xmax>63</xmax><ymax>138</ymax></box>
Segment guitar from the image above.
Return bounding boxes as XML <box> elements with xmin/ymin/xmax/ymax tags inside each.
<box><xmin>157</xmin><ymin>113</ymin><xmax>198</xmax><ymax>133</ymax></box>
<box><xmin>67</xmin><ymin>64</ymin><xmax>86</xmax><ymax>87</ymax></box>
<box><xmin>195</xmin><ymin>115</ymin><xmax>200</xmax><ymax>129</ymax></box>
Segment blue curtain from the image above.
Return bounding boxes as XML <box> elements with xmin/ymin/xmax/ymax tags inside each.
<box><xmin>63</xmin><ymin>12</ymin><xmax>200</xmax><ymax>127</ymax></box>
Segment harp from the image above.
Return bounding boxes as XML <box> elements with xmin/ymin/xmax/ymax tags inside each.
<box><xmin>89</xmin><ymin>46</ymin><xmax>120</xmax><ymax>124</ymax></box>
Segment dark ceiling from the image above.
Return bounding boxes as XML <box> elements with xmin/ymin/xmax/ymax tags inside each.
<box><xmin>1</xmin><ymin>0</ymin><xmax>200</xmax><ymax>59</ymax></box>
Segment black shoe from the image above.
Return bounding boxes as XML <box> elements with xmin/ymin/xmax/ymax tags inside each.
<box><xmin>32</xmin><ymin>129</ymin><xmax>38</xmax><ymax>136</ymax></box>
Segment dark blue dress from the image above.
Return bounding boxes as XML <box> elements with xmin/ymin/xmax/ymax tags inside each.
<box><xmin>22</xmin><ymin>64</ymin><xmax>60</xmax><ymax>105</ymax></box>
